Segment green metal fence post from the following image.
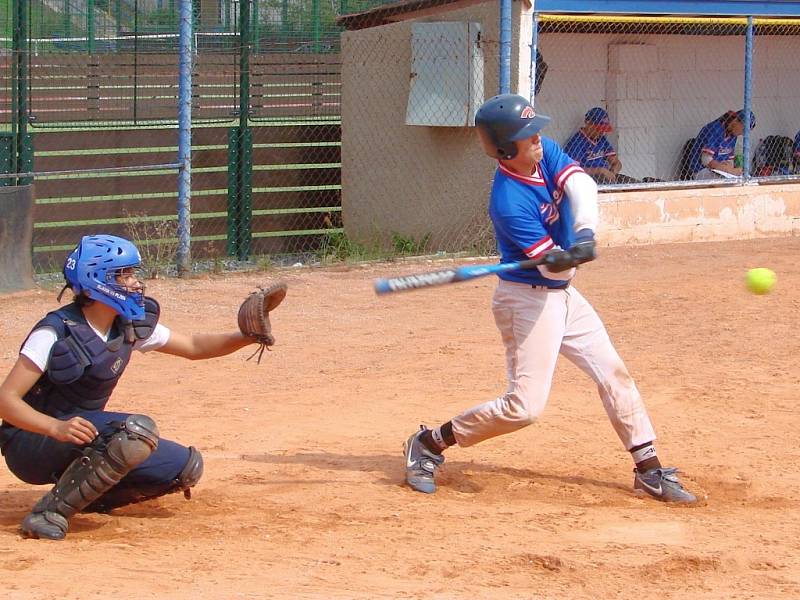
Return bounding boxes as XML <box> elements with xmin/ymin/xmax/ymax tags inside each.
<box><xmin>114</xmin><ymin>0</ymin><xmax>121</xmax><ymax>36</ymax></box>
<box><xmin>281</xmin><ymin>0</ymin><xmax>288</xmax><ymax>46</ymax></box>
<box><xmin>226</xmin><ymin>0</ymin><xmax>253</xmax><ymax>260</ymax></box>
<box><xmin>11</xmin><ymin>0</ymin><xmax>29</xmax><ymax>186</ymax></box>
<box><xmin>238</xmin><ymin>0</ymin><xmax>252</xmax><ymax>259</ymax></box>
<box><xmin>239</xmin><ymin>128</ymin><xmax>253</xmax><ymax>259</ymax></box>
<box><xmin>87</xmin><ymin>0</ymin><xmax>95</xmax><ymax>53</ymax></box>
<box><xmin>312</xmin><ymin>0</ymin><xmax>320</xmax><ymax>52</ymax></box>
<box><xmin>64</xmin><ymin>0</ymin><xmax>73</xmax><ymax>37</ymax></box>
<box><xmin>227</xmin><ymin>128</ymin><xmax>240</xmax><ymax>257</ymax></box>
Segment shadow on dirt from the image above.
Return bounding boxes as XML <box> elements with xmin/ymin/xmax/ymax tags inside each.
<box><xmin>238</xmin><ymin>451</ymin><xmax>630</xmax><ymax>494</ymax></box>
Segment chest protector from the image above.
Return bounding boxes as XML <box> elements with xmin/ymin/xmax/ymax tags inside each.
<box><xmin>21</xmin><ymin>298</ymin><xmax>160</xmax><ymax>417</ymax></box>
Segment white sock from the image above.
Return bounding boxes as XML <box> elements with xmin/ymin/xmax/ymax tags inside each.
<box><xmin>631</xmin><ymin>444</ymin><xmax>657</xmax><ymax>465</ymax></box>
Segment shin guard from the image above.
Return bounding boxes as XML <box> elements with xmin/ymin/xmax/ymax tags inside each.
<box><xmin>21</xmin><ymin>414</ymin><xmax>159</xmax><ymax>540</ymax></box>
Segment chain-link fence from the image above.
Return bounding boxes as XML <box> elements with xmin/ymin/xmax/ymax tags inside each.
<box><xmin>336</xmin><ymin>1</ymin><xmax>504</xmax><ymax>256</ymax></box>
<box><xmin>333</xmin><ymin>8</ymin><xmax>800</xmax><ymax>259</ymax></box>
<box><xmin>3</xmin><ymin>3</ymin><xmax>799</xmax><ymax>273</ymax></box>
<box><xmin>0</xmin><ymin>0</ymin><xmax>366</xmax><ymax>272</ymax></box>
<box><xmin>533</xmin><ymin>15</ymin><xmax>800</xmax><ymax>187</ymax></box>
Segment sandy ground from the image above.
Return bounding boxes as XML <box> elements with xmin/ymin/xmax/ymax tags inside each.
<box><xmin>1</xmin><ymin>236</ymin><xmax>799</xmax><ymax>600</ymax></box>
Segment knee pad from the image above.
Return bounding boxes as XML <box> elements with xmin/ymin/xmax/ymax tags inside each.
<box><xmin>105</xmin><ymin>414</ymin><xmax>160</xmax><ymax>472</ymax></box>
<box><xmin>174</xmin><ymin>446</ymin><xmax>204</xmax><ymax>498</ymax></box>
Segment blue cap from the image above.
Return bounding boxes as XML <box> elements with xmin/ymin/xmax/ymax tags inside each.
<box><xmin>585</xmin><ymin>107</ymin><xmax>612</xmax><ymax>131</ymax></box>
<box><xmin>736</xmin><ymin>109</ymin><xmax>756</xmax><ymax>129</ymax></box>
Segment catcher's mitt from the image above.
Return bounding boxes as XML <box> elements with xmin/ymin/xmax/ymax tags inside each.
<box><xmin>238</xmin><ymin>281</ymin><xmax>287</xmax><ymax>363</ymax></box>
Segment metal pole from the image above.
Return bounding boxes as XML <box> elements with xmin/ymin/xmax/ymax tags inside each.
<box><xmin>134</xmin><ymin>0</ymin><xmax>139</xmax><ymax>123</ymax></box>
<box><xmin>11</xmin><ymin>0</ymin><xmax>20</xmax><ymax>179</ymax></box>
<box><xmin>11</xmin><ymin>0</ymin><xmax>29</xmax><ymax>186</ymax></box>
<box><xmin>499</xmin><ymin>0</ymin><xmax>512</xmax><ymax>94</ymax></box>
<box><xmin>176</xmin><ymin>0</ymin><xmax>193</xmax><ymax>276</ymax></box>
<box><xmin>281</xmin><ymin>0</ymin><xmax>288</xmax><ymax>46</ymax></box>
<box><xmin>742</xmin><ymin>16</ymin><xmax>754</xmax><ymax>181</ymax></box>
<box><xmin>529</xmin><ymin>11</ymin><xmax>539</xmax><ymax>104</ymax></box>
<box><xmin>239</xmin><ymin>0</ymin><xmax>250</xmax><ymax>157</ymax></box>
<box><xmin>65</xmin><ymin>0</ymin><xmax>72</xmax><ymax>38</ymax></box>
<box><xmin>312</xmin><ymin>0</ymin><xmax>320</xmax><ymax>52</ymax></box>
<box><xmin>237</xmin><ymin>0</ymin><xmax>252</xmax><ymax>260</ymax></box>
<box><xmin>87</xmin><ymin>0</ymin><xmax>95</xmax><ymax>53</ymax></box>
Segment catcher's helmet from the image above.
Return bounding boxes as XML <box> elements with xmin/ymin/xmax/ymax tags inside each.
<box><xmin>475</xmin><ymin>94</ymin><xmax>551</xmax><ymax>160</ymax></box>
<box><xmin>63</xmin><ymin>234</ymin><xmax>145</xmax><ymax>320</ymax></box>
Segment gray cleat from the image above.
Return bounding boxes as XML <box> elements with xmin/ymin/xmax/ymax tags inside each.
<box><xmin>403</xmin><ymin>426</ymin><xmax>445</xmax><ymax>494</ymax></box>
<box><xmin>634</xmin><ymin>467</ymin><xmax>697</xmax><ymax>503</ymax></box>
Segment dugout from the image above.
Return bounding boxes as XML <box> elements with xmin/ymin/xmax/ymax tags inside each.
<box><xmin>337</xmin><ymin>0</ymin><xmax>800</xmax><ymax>251</ymax></box>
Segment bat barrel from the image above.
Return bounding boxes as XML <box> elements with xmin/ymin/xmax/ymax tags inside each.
<box><xmin>373</xmin><ymin>269</ymin><xmax>458</xmax><ymax>294</ymax></box>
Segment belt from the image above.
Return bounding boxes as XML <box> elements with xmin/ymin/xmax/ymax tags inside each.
<box><xmin>531</xmin><ymin>282</ymin><xmax>570</xmax><ymax>290</ymax></box>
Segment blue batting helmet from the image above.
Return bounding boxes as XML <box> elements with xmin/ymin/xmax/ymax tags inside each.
<box><xmin>63</xmin><ymin>234</ymin><xmax>145</xmax><ymax>321</ymax></box>
<box><xmin>475</xmin><ymin>94</ymin><xmax>551</xmax><ymax>160</ymax></box>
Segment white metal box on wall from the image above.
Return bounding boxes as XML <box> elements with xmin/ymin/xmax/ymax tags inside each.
<box><xmin>406</xmin><ymin>22</ymin><xmax>484</xmax><ymax>127</ymax></box>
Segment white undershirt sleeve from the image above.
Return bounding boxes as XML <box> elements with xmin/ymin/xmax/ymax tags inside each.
<box><xmin>19</xmin><ymin>327</ymin><xmax>58</xmax><ymax>372</ymax></box>
<box><xmin>134</xmin><ymin>323</ymin><xmax>171</xmax><ymax>353</ymax></box>
<box><xmin>563</xmin><ymin>171</ymin><xmax>599</xmax><ymax>233</ymax></box>
<box><xmin>700</xmin><ymin>152</ymin><xmax>713</xmax><ymax>167</ymax></box>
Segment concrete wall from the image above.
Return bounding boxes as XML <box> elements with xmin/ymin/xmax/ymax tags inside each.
<box><xmin>599</xmin><ymin>182</ymin><xmax>800</xmax><ymax>245</ymax></box>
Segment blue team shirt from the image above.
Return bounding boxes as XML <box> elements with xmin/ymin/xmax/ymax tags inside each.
<box><xmin>794</xmin><ymin>131</ymin><xmax>800</xmax><ymax>160</ymax></box>
<box><xmin>689</xmin><ymin>119</ymin><xmax>737</xmax><ymax>174</ymax></box>
<box><xmin>488</xmin><ymin>137</ymin><xmax>584</xmax><ymax>286</ymax></box>
<box><xmin>563</xmin><ymin>130</ymin><xmax>616</xmax><ymax>169</ymax></box>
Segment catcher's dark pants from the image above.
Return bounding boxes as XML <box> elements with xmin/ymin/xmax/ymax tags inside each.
<box><xmin>3</xmin><ymin>410</ymin><xmax>191</xmax><ymax>506</ymax></box>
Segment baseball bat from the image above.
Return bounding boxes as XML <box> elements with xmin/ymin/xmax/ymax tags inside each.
<box><xmin>374</xmin><ymin>257</ymin><xmax>547</xmax><ymax>295</ymax></box>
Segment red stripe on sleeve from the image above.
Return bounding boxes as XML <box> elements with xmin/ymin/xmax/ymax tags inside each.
<box><xmin>555</xmin><ymin>163</ymin><xmax>584</xmax><ymax>189</ymax></box>
<box><xmin>523</xmin><ymin>236</ymin><xmax>554</xmax><ymax>259</ymax></box>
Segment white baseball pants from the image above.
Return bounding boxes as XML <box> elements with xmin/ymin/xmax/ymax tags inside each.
<box><xmin>451</xmin><ymin>279</ymin><xmax>657</xmax><ymax>450</ymax></box>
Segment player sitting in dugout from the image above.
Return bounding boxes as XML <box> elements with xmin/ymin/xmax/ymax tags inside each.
<box><xmin>0</xmin><ymin>235</ymin><xmax>273</xmax><ymax>540</ymax></box>
<box><xmin>794</xmin><ymin>130</ymin><xmax>800</xmax><ymax>173</ymax></box>
<box><xmin>687</xmin><ymin>109</ymin><xmax>756</xmax><ymax>180</ymax></box>
<box><xmin>563</xmin><ymin>107</ymin><xmax>640</xmax><ymax>185</ymax></box>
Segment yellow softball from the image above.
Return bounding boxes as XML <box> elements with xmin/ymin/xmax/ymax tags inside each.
<box><xmin>746</xmin><ymin>268</ymin><xmax>777</xmax><ymax>295</ymax></box>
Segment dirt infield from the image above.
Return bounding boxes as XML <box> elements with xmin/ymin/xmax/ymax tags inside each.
<box><xmin>1</xmin><ymin>237</ymin><xmax>799</xmax><ymax>600</ymax></box>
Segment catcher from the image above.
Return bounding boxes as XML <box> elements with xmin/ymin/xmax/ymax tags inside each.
<box><xmin>0</xmin><ymin>234</ymin><xmax>286</xmax><ymax>540</ymax></box>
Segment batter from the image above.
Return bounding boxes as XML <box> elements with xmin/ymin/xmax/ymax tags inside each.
<box><xmin>403</xmin><ymin>94</ymin><xmax>696</xmax><ymax>503</ymax></box>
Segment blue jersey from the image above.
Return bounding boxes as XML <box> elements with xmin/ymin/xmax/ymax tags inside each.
<box><xmin>794</xmin><ymin>131</ymin><xmax>800</xmax><ymax>161</ymax></box>
<box><xmin>488</xmin><ymin>137</ymin><xmax>584</xmax><ymax>287</ymax></box>
<box><xmin>689</xmin><ymin>119</ymin><xmax>737</xmax><ymax>174</ymax></box>
<box><xmin>563</xmin><ymin>130</ymin><xmax>616</xmax><ymax>170</ymax></box>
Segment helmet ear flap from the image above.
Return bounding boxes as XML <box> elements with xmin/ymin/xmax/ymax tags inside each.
<box><xmin>497</xmin><ymin>143</ymin><xmax>517</xmax><ymax>160</ymax></box>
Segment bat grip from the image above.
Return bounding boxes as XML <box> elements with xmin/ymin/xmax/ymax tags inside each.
<box><xmin>518</xmin><ymin>257</ymin><xmax>546</xmax><ymax>270</ymax></box>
